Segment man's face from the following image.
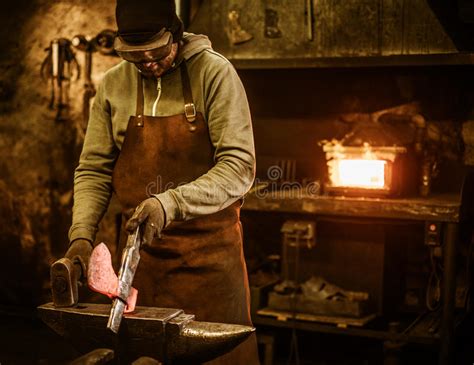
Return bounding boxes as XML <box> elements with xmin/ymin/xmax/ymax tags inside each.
<box><xmin>133</xmin><ymin>43</ymin><xmax>178</xmax><ymax>79</ymax></box>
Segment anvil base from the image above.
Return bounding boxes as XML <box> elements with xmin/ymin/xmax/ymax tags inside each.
<box><xmin>37</xmin><ymin>303</ymin><xmax>254</xmax><ymax>364</ymax></box>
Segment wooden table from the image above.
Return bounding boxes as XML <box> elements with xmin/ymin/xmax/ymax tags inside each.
<box><xmin>243</xmin><ymin>190</ymin><xmax>463</xmax><ymax>365</ymax></box>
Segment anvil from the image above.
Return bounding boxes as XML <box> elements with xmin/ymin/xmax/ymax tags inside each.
<box><xmin>37</xmin><ymin>303</ymin><xmax>254</xmax><ymax>364</ymax></box>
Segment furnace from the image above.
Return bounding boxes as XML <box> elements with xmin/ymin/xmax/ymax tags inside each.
<box><xmin>323</xmin><ymin>143</ymin><xmax>407</xmax><ymax>197</ymax></box>
<box><xmin>319</xmin><ymin>109</ymin><xmax>431</xmax><ymax>199</ymax></box>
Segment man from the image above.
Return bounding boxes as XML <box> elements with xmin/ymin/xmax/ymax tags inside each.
<box><xmin>55</xmin><ymin>0</ymin><xmax>259</xmax><ymax>363</ymax></box>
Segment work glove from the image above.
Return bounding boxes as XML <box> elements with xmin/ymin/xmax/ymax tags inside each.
<box><xmin>125</xmin><ymin>197</ymin><xmax>165</xmax><ymax>247</ymax></box>
<box><xmin>64</xmin><ymin>238</ymin><xmax>93</xmax><ymax>279</ymax></box>
<box><xmin>51</xmin><ymin>238</ymin><xmax>93</xmax><ymax>307</ymax></box>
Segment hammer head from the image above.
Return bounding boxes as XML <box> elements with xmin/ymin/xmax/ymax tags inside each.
<box><xmin>50</xmin><ymin>258</ymin><xmax>79</xmax><ymax>307</ymax></box>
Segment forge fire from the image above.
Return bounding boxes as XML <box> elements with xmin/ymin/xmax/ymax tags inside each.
<box><xmin>322</xmin><ymin>142</ymin><xmax>407</xmax><ymax>196</ymax></box>
<box><xmin>331</xmin><ymin>159</ymin><xmax>386</xmax><ymax>189</ymax></box>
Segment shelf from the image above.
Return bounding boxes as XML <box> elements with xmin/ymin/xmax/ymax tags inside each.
<box><xmin>230</xmin><ymin>53</ymin><xmax>474</xmax><ymax>69</ymax></box>
<box><xmin>242</xmin><ymin>190</ymin><xmax>461</xmax><ymax>223</ymax></box>
<box><xmin>253</xmin><ymin>309</ymin><xmax>468</xmax><ymax>346</ymax></box>
<box><xmin>252</xmin><ymin>314</ymin><xmax>440</xmax><ymax>346</ymax></box>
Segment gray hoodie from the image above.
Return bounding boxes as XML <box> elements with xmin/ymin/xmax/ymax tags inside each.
<box><xmin>69</xmin><ymin>33</ymin><xmax>255</xmax><ymax>243</ymax></box>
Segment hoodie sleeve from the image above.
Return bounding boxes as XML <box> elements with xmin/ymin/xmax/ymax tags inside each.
<box><xmin>68</xmin><ymin>78</ymin><xmax>117</xmax><ymax>243</ymax></box>
<box><xmin>153</xmin><ymin>52</ymin><xmax>255</xmax><ymax>225</ymax></box>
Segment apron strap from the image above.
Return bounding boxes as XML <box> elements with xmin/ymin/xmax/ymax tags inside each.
<box><xmin>134</xmin><ymin>63</ymin><xmax>195</xmax><ymax>122</ymax></box>
<box><xmin>180</xmin><ymin>63</ymin><xmax>197</xmax><ymax>123</ymax></box>
<box><xmin>136</xmin><ymin>72</ymin><xmax>144</xmax><ymax>117</ymax></box>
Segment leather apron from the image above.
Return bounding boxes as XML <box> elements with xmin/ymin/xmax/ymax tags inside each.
<box><xmin>112</xmin><ymin>63</ymin><xmax>259</xmax><ymax>365</ymax></box>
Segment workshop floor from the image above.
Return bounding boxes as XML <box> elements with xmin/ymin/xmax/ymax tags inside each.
<box><xmin>0</xmin><ymin>311</ymin><xmax>79</xmax><ymax>364</ymax></box>
<box><xmin>258</xmin><ymin>328</ymin><xmax>439</xmax><ymax>365</ymax></box>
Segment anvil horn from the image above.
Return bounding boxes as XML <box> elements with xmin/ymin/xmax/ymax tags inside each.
<box><xmin>37</xmin><ymin>303</ymin><xmax>254</xmax><ymax>364</ymax></box>
<box><xmin>165</xmin><ymin>313</ymin><xmax>256</xmax><ymax>362</ymax></box>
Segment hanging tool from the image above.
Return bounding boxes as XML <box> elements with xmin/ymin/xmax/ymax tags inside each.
<box><xmin>94</xmin><ymin>29</ymin><xmax>117</xmax><ymax>55</ymax></box>
<box><xmin>227</xmin><ymin>10</ymin><xmax>253</xmax><ymax>45</ymax></box>
<box><xmin>40</xmin><ymin>38</ymin><xmax>80</xmax><ymax>121</ymax></box>
<box><xmin>72</xmin><ymin>29</ymin><xmax>116</xmax><ymax>131</ymax></box>
<box><xmin>72</xmin><ymin>35</ymin><xmax>96</xmax><ymax>131</ymax></box>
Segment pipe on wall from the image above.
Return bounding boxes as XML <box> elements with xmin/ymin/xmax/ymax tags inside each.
<box><xmin>176</xmin><ymin>0</ymin><xmax>190</xmax><ymax>29</ymax></box>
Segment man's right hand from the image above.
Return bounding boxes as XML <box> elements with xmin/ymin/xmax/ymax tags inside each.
<box><xmin>51</xmin><ymin>239</ymin><xmax>93</xmax><ymax>307</ymax></box>
<box><xmin>64</xmin><ymin>238</ymin><xmax>93</xmax><ymax>279</ymax></box>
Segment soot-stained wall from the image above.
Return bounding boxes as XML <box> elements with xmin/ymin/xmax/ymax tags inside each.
<box><xmin>0</xmin><ymin>0</ymin><xmax>120</xmax><ymax>307</ymax></box>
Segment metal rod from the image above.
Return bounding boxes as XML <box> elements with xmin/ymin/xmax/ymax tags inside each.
<box><xmin>306</xmin><ymin>0</ymin><xmax>313</xmax><ymax>41</ymax></box>
<box><xmin>439</xmin><ymin>223</ymin><xmax>458</xmax><ymax>365</ymax></box>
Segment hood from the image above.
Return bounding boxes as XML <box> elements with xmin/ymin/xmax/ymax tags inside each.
<box><xmin>175</xmin><ymin>32</ymin><xmax>213</xmax><ymax>65</ymax></box>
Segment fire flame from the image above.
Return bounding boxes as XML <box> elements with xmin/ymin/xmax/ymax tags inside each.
<box><xmin>322</xmin><ymin>142</ymin><xmax>405</xmax><ymax>190</ymax></box>
<box><xmin>332</xmin><ymin>159</ymin><xmax>386</xmax><ymax>189</ymax></box>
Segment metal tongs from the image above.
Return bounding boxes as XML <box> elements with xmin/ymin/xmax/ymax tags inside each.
<box><xmin>107</xmin><ymin>226</ymin><xmax>141</xmax><ymax>333</ymax></box>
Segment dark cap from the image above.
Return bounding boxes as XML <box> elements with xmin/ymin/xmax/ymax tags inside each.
<box><xmin>115</xmin><ymin>0</ymin><xmax>183</xmax><ymax>45</ymax></box>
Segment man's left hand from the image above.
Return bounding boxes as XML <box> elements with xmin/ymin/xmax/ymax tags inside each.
<box><xmin>125</xmin><ymin>197</ymin><xmax>166</xmax><ymax>247</ymax></box>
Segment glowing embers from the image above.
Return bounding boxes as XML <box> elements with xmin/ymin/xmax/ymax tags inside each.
<box><xmin>323</xmin><ymin>142</ymin><xmax>407</xmax><ymax>196</ymax></box>
<box><xmin>331</xmin><ymin>159</ymin><xmax>386</xmax><ymax>189</ymax></box>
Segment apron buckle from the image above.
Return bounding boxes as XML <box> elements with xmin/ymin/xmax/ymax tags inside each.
<box><xmin>184</xmin><ymin>103</ymin><xmax>196</xmax><ymax>123</ymax></box>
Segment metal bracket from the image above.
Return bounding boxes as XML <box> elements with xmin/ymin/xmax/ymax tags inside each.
<box><xmin>264</xmin><ymin>9</ymin><xmax>282</xmax><ymax>38</ymax></box>
<box><xmin>425</xmin><ymin>221</ymin><xmax>442</xmax><ymax>248</ymax></box>
<box><xmin>280</xmin><ymin>220</ymin><xmax>316</xmax><ymax>285</ymax></box>
<box><xmin>281</xmin><ymin>220</ymin><xmax>316</xmax><ymax>249</ymax></box>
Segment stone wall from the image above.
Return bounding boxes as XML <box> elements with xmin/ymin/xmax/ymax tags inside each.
<box><xmin>0</xmin><ymin>0</ymin><xmax>120</xmax><ymax>306</ymax></box>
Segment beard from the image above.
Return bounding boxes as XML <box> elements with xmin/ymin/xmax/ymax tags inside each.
<box><xmin>135</xmin><ymin>62</ymin><xmax>168</xmax><ymax>78</ymax></box>
<box><xmin>134</xmin><ymin>43</ymin><xmax>179</xmax><ymax>79</ymax></box>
